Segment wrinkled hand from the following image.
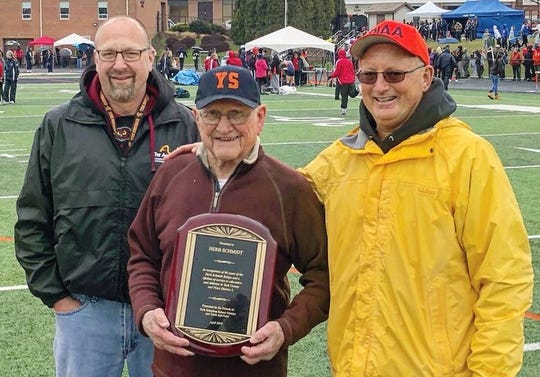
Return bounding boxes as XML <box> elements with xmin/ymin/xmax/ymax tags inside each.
<box><xmin>240</xmin><ymin>321</ymin><xmax>284</xmax><ymax>365</ymax></box>
<box><xmin>142</xmin><ymin>308</ymin><xmax>194</xmax><ymax>357</ymax></box>
<box><xmin>164</xmin><ymin>142</ymin><xmax>201</xmax><ymax>161</ymax></box>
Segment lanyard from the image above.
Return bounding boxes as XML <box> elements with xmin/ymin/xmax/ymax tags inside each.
<box><xmin>100</xmin><ymin>90</ymin><xmax>148</xmax><ymax>148</ymax></box>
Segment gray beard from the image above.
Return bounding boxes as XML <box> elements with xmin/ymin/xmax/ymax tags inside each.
<box><xmin>109</xmin><ymin>82</ymin><xmax>136</xmax><ymax>103</ymax></box>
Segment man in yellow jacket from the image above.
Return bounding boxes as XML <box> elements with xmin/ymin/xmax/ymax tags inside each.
<box><xmin>299</xmin><ymin>20</ymin><xmax>533</xmax><ymax>376</ymax></box>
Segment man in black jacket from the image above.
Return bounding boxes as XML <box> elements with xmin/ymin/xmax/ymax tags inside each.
<box><xmin>436</xmin><ymin>45</ymin><xmax>456</xmax><ymax>90</ymax></box>
<box><xmin>2</xmin><ymin>50</ymin><xmax>19</xmax><ymax>103</ymax></box>
<box><xmin>14</xmin><ymin>16</ymin><xmax>199</xmax><ymax>377</ymax></box>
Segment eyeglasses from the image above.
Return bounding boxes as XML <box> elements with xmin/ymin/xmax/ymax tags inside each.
<box><xmin>96</xmin><ymin>48</ymin><xmax>151</xmax><ymax>62</ymax></box>
<box><xmin>356</xmin><ymin>65</ymin><xmax>425</xmax><ymax>84</ymax></box>
<box><xmin>200</xmin><ymin>109</ymin><xmax>252</xmax><ymax>126</ymax></box>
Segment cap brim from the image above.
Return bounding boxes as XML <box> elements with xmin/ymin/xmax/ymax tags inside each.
<box><xmin>195</xmin><ymin>95</ymin><xmax>260</xmax><ymax>109</ymax></box>
<box><xmin>351</xmin><ymin>35</ymin><xmax>396</xmax><ymax>59</ymax></box>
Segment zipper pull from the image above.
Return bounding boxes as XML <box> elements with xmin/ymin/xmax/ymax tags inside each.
<box><xmin>212</xmin><ymin>191</ymin><xmax>220</xmax><ymax>210</ymax></box>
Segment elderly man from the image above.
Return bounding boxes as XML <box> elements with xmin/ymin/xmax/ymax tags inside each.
<box><xmin>15</xmin><ymin>16</ymin><xmax>199</xmax><ymax>377</ymax></box>
<box><xmin>299</xmin><ymin>20</ymin><xmax>533</xmax><ymax>376</ymax></box>
<box><xmin>127</xmin><ymin>65</ymin><xmax>329</xmax><ymax>377</ymax></box>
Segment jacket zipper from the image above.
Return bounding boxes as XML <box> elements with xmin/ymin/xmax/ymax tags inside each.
<box><xmin>209</xmin><ymin>166</ymin><xmax>241</xmax><ymax>212</ymax></box>
<box><xmin>211</xmin><ymin>190</ymin><xmax>220</xmax><ymax>211</ymax></box>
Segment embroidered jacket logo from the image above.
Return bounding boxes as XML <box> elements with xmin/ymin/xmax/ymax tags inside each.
<box><xmin>154</xmin><ymin>145</ymin><xmax>171</xmax><ymax>164</ymax></box>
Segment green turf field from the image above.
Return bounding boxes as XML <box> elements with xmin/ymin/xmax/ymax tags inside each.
<box><xmin>0</xmin><ymin>81</ymin><xmax>538</xmax><ymax>376</ymax></box>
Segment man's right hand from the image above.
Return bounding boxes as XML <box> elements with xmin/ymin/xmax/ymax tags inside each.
<box><xmin>53</xmin><ymin>296</ymin><xmax>81</xmax><ymax>313</ymax></box>
<box><xmin>164</xmin><ymin>142</ymin><xmax>201</xmax><ymax>161</ymax></box>
<box><xmin>142</xmin><ymin>308</ymin><xmax>194</xmax><ymax>356</ymax></box>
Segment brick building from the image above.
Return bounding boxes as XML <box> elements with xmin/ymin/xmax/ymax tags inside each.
<box><xmin>1</xmin><ymin>0</ymin><xmax>235</xmax><ymax>53</ymax></box>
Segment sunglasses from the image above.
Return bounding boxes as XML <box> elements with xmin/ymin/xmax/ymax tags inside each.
<box><xmin>356</xmin><ymin>65</ymin><xmax>425</xmax><ymax>84</ymax></box>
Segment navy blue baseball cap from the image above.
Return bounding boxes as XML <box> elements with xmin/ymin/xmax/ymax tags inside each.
<box><xmin>195</xmin><ymin>65</ymin><xmax>261</xmax><ymax>109</ymax></box>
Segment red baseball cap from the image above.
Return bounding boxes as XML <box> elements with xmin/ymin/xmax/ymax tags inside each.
<box><xmin>351</xmin><ymin>20</ymin><xmax>429</xmax><ymax>66</ymax></box>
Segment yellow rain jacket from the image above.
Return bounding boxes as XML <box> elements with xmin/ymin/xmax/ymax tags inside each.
<box><xmin>300</xmin><ymin>88</ymin><xmax>532</xmax><ymax>376</ymax></box>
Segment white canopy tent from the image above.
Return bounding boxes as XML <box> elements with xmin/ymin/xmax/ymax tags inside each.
<box><xmin>54</xmin><ymin>33</ymin><xmax>94</xmax><ymax>47</ymax></box>
<box><xmin>244</xmin><ymin>26</ymin><xmax>334</xmax><ymax>54</ymax></box>
<box><xmin>406</xmin><ymin>1</ymin><xmax>450</xmax><ymax>18</ymax></box>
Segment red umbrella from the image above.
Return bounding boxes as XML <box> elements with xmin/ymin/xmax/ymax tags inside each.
<box><xmin>28</xmin><ymin>36</ymin><xmax>55</xmax><ymax>46</ymax></box>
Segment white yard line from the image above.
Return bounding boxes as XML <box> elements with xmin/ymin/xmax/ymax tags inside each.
<box><xmin>0</xmin><ymin>285</ymin><xmax>28</xmax><ymax>292</ymax></box>
<box><xmin>3</xmin><ymin>282</ymin><xmax>540</xmax><ymax>352</ymax></box>
<box><xmin>505</xmin><ymin>165</ymin><xmax>540</xmax><ymax>169</ymax></box>
<box><xmin>459</xmin><ymin>104</ymin><xmax>540</xmax><ymax>113</ymax></box>
<box><xmin>524</xmin><ymin>343</ymin><xmax>540</xmax><ymax>352</ymax></box>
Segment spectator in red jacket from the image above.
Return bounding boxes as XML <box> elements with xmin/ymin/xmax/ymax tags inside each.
<box><xmin>204</xmin><ymin>52</ymin><xmax>220</xmax><ymax>72</ymax></box>
<box><xmin>254</xmin><ymin>54</ymin><xmax>269</xmax><ymax>94</ymax></box>
<box><xmin>329</xmin><ymin>48</ymin><xmax>359</xmax><ymax>116</ymax></box>
<box><xmin>226</xmin><ymin>50</ymin><xmax>243</xmax><ymax>67</ymax></box>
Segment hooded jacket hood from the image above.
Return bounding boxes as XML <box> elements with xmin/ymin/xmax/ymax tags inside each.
<box><xmin>342</xmin><ymin>78</ymin><xmax>456</xmax><ymax>152</ymax></box>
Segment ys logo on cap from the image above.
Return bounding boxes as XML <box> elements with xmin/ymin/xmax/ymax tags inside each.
<box><xmin>215</xmin><ymin>71</ymin><xmax>239</xmax><ymax>89</ymax></box>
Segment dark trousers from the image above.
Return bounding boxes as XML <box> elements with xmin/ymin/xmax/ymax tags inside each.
<box><xmin>512</xmin><ymin>65</ymin><xmax>521</xmax><ymax>80</ymax></box>
<box><xmin>256</xmin><ymin>77</ymin><xmax>267</xmax><ymax>93</ymax></box>
<box><xmin>334</xmin><ymin>81</ymin><xmax>340</xmax><ymax>99</ymax></box>
<box><xmin>3</xmin><ymin>79</ymin><xmax>17</xmax><ymax>102</ymax></box>
<box><xmin>294</xmin><ymin>70</ymin><xmax>301</xmax><ymax>86</ymax></box>
<box><xmin>524</xmin><ymin>63</ymin><xmax>534</xmax><ymax>80</ymax></box>
<box><xmin>339</xmin><ymin>83</ymin><xmax>358</xmax><ymax>110</ymax></box>
<box><xmin>441</xmin><ymin>68</ymin><xmax>452</xmax><ymax>90</ymax></box>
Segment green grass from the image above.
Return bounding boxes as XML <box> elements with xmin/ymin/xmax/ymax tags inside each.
<box><xmin>0</xmin><ymin>81</ymin><xmax>539</xmax><ymax>376</ymax></box>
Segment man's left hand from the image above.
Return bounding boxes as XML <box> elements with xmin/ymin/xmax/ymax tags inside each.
<box><xmin>240</xmin><ymin>321</ymin><xmax>284</xmax><ymax>365</ymax></box>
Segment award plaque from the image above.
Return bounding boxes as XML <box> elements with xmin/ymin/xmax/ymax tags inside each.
<box><xmin>165</xmin><ymin>213</ymin><xmax>277</xmax><ymax>357</ymax></box>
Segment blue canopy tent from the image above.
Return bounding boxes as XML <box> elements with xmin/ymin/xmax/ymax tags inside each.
<box><xmin>441</xmin><ymin>0</ymin><xmax>524</xmax><ymax>39</ymax></box>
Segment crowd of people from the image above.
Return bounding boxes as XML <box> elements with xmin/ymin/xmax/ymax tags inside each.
<box><xmin>413</xmin><ymin>17</ymin><xmax>479</xmax><ymax>42</ymax></box>
<box><xmin>3</xmin><ymin>44</ymin><xmax>93</xmax><ymax>72</ymax></box>
<box><xmin>158</xmin><ymin>43</ymin><xmax>316</xmax><ymax>95</ymax></box>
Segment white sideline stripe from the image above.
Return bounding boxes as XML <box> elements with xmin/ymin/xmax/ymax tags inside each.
<box><xmin>524</xmin><ymin>343</ymin><xmax>540</xmax><ymax>352</ymax></box>
<box><xmin>505</xmin><ymin>165</ymin><xmax>540</xmax><ymax>169</ymax></box>
<box><xmin>0</xmin><ymin>195</ymin><xmax>18</xmax><ymax>199</ymax></box>
<box><xmin>459</xmin><ymin>104</ymin><xmax>540</xmax><ymax>113</ymax></box>
<box><xmin>0</xmin><ymin>130</ymin><xmax>36</xmax><ymax>133</ymax></box>
<box><xmin>0</xmin><ymin>286</ymin><xmax>538</xmax><ymax>353</ymax></box>
<box><xmin>0</xmin><ymin>285</ymin><xmax>27</xmax><ymax>292</ymax></box>
<box><xmin>514</xmin><ymin>147</ymin><xmax>540</xmax><ymax>153</ymax></box>
<box><xmin>529</xmin><ymin>235</ymin><xmax>540</xmax><ymax>239</ymax></box>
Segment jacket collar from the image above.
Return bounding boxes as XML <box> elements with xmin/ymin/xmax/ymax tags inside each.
<box><xmin>343</xmin><ymin>78</ymin><xmax>456</xmax><ymax>152</ymax></box>
<box><xmin>196</xmin><ymin>136</ymin><xmax>261</xmax><ymax>172</ymax></box>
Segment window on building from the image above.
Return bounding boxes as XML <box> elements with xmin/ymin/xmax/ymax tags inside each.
<box><xmin>223</xmin><ymin>0</ymin><xmax>234</xmax><ymax>29</ymax></box>
<box><xmin>60</xmin><ymin>1</ymin><xmax>70</xmax><ymax>20</ymax></box>
<box><xmin>169</xmin><ymin>0</ymin><xmax>188</xmax><ymax>24</ymax></box>
<box><xmin>22</xmin><ymin>2</ymin><xmax>32</xmax><ymax>20</ymax></box>
<box><xmin>98</xmin><ymin>2</ymin><xmax>108</xmax><ymax>20</ymax></box>
<box><xmin>222</xmin><ymin>0</ymin><xmax>234</xmax><ymax>20</ymax></box>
